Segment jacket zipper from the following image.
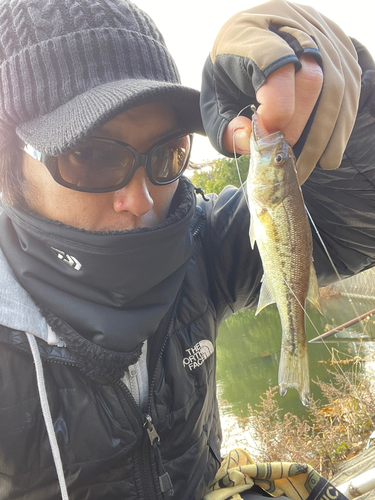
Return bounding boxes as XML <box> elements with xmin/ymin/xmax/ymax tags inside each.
<box><xmin>114</xmin><ymin>278</ymin><xmax>183</xmax><ymax>500</ymax></box>
<box><xmin>35</xmin><ymin>208</ymin><xmax>203</xmax><ymax>499</ymax></box>
<box><xmin>39</xmin><ymin>345</ymin><xmax>157</xmax><ymax>500</ymax></box>
<box><xmin>142</xmin><ymin>285</ymin><xmax>184</xmax><ymax>498</ymax></box>
<box><xmin>114</xmin><ymin>218</ymin><xmax>199</xmax><ymax>499</ymax></box>
<box><xmin>192</xmin><ymin>216</ymin><xmax>205</xmax><ymax>237</ymax></box>
<box><xmin>144</xmin><ymin>415</ymin><xmax>173</xmax><ymax>496</ymax></box>
<box><xmin>113</xmin><ymin>379</ymin><xmax>160</xmax><ymax>500</ymax></box>
<box><xmin>190</xmin><ymin>205</ymin><xmax>205</xmax><ymax>237</ymax></box>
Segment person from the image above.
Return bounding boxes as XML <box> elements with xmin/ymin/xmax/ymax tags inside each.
<box><xmin>0</xmin><ymin>0</ymin><xmax>374</xmax><ymax>499</ymax></box>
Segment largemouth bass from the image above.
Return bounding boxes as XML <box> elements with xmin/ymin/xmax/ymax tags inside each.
<box><xmin>246</xmin><ymin>108</ymin><xmax>321</xmax><ymax>406</ymax></box>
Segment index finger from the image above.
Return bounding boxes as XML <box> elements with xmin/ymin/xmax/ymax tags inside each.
<box><xmin>222</xmin><ymin>63</ymin><xmax>295</xmax><ymax>155</ymax></box>
<box><xmin>257</xmin><ymin>56</ymin><xmax>323</xmax><ymax>146</ymax></box>
<box><xmin>256</xmin><ymin>62</ymin><xmax>296</xmax><ymax>134</ymax></box>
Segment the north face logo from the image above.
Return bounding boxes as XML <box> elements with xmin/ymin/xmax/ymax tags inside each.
<box><xmin>183</xmin><ymin>340</ymin><xmax>214</xmax><ymax>371</ymax></box>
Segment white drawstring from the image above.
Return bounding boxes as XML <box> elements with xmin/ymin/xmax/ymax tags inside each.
<box><xmin>26</xmin><ymin>332</ymin><xmax>69</xmax><ymax>500</ymax></box>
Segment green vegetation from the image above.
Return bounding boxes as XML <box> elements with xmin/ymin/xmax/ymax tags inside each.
<box><xmin>190</xmin><ymin>155</ymin><xmax>250</xmax><ymax>195</ymax></box>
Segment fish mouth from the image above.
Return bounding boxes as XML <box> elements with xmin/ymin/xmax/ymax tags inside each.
<box><xmin>250</xmin><ymin>130</ymin><xmax>286</xmax><ymax>159</ymax></box>
<box><xmin>251</xmin><ymin>106</ymin><xmax>286</xmax><ymax>151</ymax></box>
<box><xmin>252</xmin><ymin>110</ymin><xmax>268</xmax><ymax>140</ymax></box>
<box><xmin>252</xmin><ymin>131</ymin><xmax>285</xmax><ymax>149</ymax></box>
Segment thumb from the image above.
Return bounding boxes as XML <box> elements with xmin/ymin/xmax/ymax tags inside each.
<box><xmin>222</xmin><ymin>116</ymin><xmax>252</xmax><ymax>154</ymax></box>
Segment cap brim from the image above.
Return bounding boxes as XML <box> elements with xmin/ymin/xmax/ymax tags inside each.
<box><xmin>16</xmin><ymin>79</ymin><xmax>204</xmax><ymax>155</ymax></box>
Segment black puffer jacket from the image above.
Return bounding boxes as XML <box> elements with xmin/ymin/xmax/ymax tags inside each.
<box><xmin>1</xmin><ymin>72</ymin><xmax>375</xmax><ymax>499</ymax></box>
<box><xmin>0</xmin><ymin>185</ymin><xmax>252</xmax><ymax>500</ymax></box>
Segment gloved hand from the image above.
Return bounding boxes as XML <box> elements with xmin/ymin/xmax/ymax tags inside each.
<box><xmin>200</xmin><ymin>0</ymin><xmax>362</xmax><ymax>184</ymax></box>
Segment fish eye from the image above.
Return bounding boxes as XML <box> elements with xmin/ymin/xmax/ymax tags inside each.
<box><xmin>273</xmin><ymin>153</ymin><xmax>286</xmax><ymax>167</ymax></box>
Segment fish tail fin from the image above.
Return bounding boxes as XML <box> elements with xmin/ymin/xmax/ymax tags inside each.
<box><xmin>278</xmin><ymin>344</ymin><xmax>310</xmax><ymax>406</ymax></box>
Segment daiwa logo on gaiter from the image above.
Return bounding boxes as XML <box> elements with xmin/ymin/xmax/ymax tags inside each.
<box><xmin>50</xmin><ymin>247</ymin><xmax>82</xmax><ymax>271</ymax></box>
<box><xmin>183</xmin><ymin>340</ymin><xmax>214</xmax><ymax>371</ymax></box>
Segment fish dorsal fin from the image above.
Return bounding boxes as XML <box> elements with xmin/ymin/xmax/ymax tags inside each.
<box><xmin>307</xmin><ymin>261</ymin><xmax>322</xmax><ymax>313</ymax></box>
<box><xmin>255</xmin><ymin>276</ymin><xmax>275</xmax><ymax>316</ymax></box>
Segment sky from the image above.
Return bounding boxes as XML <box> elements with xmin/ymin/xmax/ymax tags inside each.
<box><xmin>134</xmin><ymin>0</ymin><xmax>374</xmax><ymax>163</ymax></box>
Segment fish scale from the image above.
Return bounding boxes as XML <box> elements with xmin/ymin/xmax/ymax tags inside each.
<box><xmin>247</xmin><ymin>109</ymin><xmax>321</xmax><ymax>406</ymax></box>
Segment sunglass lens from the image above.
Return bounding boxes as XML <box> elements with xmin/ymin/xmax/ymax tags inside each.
<box><xmin>57</xmin><ymin>140</ymin><xmax>135</xmax><ymax>189</ymax></box>
<box><xmin>151</xmin><ymin>135</ymin><xmax>191</xmax><ymax>184</ymax></box>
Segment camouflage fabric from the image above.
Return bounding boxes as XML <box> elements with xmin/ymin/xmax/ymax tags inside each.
<box><xmin>205</xmin><ymin>448</ymin><xmax>348</xmax><ymax>500</ymax></box>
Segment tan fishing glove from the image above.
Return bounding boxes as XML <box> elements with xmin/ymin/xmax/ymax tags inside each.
<box><xmin>200</xmin><ymin>0</ymin><xmax>362</xmax><ymax>183</ymax></box>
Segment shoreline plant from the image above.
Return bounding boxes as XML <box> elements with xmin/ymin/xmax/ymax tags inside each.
<box><xmin>220</xmin><ymin>353</ymin><xmax>375</xmax><ymax>479</ymax></box>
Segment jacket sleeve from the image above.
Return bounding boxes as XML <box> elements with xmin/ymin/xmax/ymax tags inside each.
<box><xmin>203</xmin><ymin>39</ymin><xmax>375</xmax><ymax>322</ymax></box>
<box><xmin>201</xmin><ymin>185</ymin><xmax>262</xmax><ymax>322</ymax></box>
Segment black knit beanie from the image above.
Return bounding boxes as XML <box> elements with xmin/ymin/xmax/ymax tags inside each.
<box><xmin>0</xmin><ymin>0</ymin><xmax>204</xmax><ymax>154</ymax></box>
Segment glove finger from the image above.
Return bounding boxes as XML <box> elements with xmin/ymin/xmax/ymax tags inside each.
<box><xmin>200</xmin><ymin>55</ymin><xmax>258</xmax><ymax>156</ymax></box>
<box><xmin>318</xmin><ymin>43</ymin><xmax>361</xmax><ymax>171</ymax></box>
<box><xmin>296</xmin><ymin>35</ymin><xmax>360</xmax><ymax>183</ymax></box>
<box><xmin>280</xmin><ymin>24</ymin><xmax>344</xmax><ymax>169</ymax></box>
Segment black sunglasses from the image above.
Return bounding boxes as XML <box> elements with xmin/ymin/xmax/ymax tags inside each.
<box><xmin>21</xmin><ymin>131</ymin><xmax>193</xmax><ymax>193</ymax></box>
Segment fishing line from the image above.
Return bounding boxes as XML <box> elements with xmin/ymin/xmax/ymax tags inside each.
<box><xmin>304</xmin><ymin>193</ymin><xmax>372</xmax><ymax>343</ymax></box>
<box><xmin>305</xmin><ymin>205</ymin><xmax>342</xmax><ymax>283</ymax></box>
<box><xmin>233</xmin><ymin>103</ymin><xmax>368</xmax><ymax>399</ymax></box>
<box><xmin>280</xmin><ymin>270</ymin><xmax>358</xmax><ymax>390</ymax></box>
<box><xmin>280</xmin><ymin>275</ymin><xmax>321</xmax><ymax>336</ymax></box>
<box><xmin>233</xmin><ymin>105</ymin><xmax>327</xmax><ymax>358</ymax></box>
<box><xmin>305</xmin><ymin>205</ymin><xmax>363</xmax><ymax>308</ymax></box>
<box><xmin>274</xmin><ymin>201</ymin><xmax>356</xmax><ymax>386</ymax></box>
<box><xmin>232</xmin><ymin>104</ymin><xmax>253</xmax><ymax>210</ymax></box>
<box><xmin>305</xmin><ymin>203</ymin><xmax>368</xmax><ymax>362</ymax></box>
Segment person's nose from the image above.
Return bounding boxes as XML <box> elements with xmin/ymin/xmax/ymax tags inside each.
<box><xmin>112</xmin><ymin>167</ymin><xmax>153</xmax><ymax>216</ymax></box>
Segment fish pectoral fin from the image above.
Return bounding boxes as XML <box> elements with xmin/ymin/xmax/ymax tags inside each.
<box><xmin>258</xmin><ymin>209</ymin><xmax>279</xmax><ymax>242</ymax></box>
<box><xmin>307</xmin><ymin>262</ymin><xmax>322</xmax><ymax>313</ymax></box>
<box><xmin>255</xmin><ymin>277</ymin><xmax>275</xmax><ymax>316</ymax></box>
<box><xmin>249</xmin><ymin>217</ymin><xmax>256</xmax><ymax>249</ymax></box>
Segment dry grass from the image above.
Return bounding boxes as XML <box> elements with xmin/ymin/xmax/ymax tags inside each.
<box><xmin>221</xmin><ymin>354</ymin><xmax>375</xmax><ymax>479</ymax></box>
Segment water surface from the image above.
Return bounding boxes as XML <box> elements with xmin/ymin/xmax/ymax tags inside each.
<box><xmin>217</xmin><ymin>289</ymin><xmax>375</xmax><ymax>425</ymax></box>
